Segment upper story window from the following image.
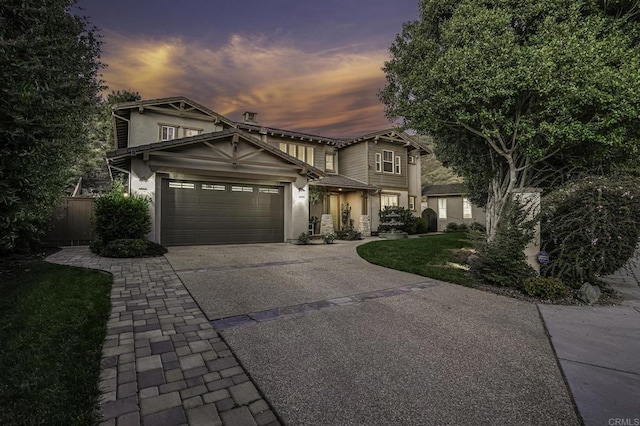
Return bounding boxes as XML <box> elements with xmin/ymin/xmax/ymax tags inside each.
<box><xmin>375</xmin><ymin>150</ymin><xmax>401</xmax><ymax>174</ymax></box>
<box><xmin>184</xmin><ymin>128</ymin><xmax>201</xmax><ymax>138</ymax></box>
<box><xmin>463</xmin><ymin>197</ymin><xmax>473</xmax><ymax>219</ymax></box>
<box><xmin>325</xmin><ymin>154</ymin><xmax>335</xmax><ymax>172</ymax></box>
<box><xmin>278</xmin><ymin>142</ymin><xmax>314</xmax><ymax>166</ymax></box>
<box><xmin>383</xmin><ymin>150</ymin><xmax>394</xmax><ymax>173</ymax></box>
<box><xmin>160</xmin><ymin>125</ymin><xmax>177</xmax><ymax>141</ymax></box>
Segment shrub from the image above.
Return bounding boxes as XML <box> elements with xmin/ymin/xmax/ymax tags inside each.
<box><xmin>93</xmin><ymin>183</ymin><xmax>151</xmax><ymax>244</ymax></box>
<box><xmin>469</xmin><ymin>222</ymin><xmax>486</xmax><ymax>233</ymax></box>
<box><xmin>90</xmin><ymin>182</ymin><xmax>167</xmax><ymax>257</ymax></box>
<box><xmin>297</xmin><ymin>232</ymin><xmax>311</xmax><ymax>245</ymax></box>
<box><xmin>470</xmin><ymin>199</ymin><xmax>536</xmax><ymax>287</ymax></box>
<box><xmin>522</xmin><ymin>276</ymin><xmax>570</xmax><ymax>300</ymax></box>
<box><xmin>416</xmin><ymin>217</ymin><xmax>429</xmax><ymax>234</ymax></box>
<box><xmin>323</xmin><ymin>233</ymin><xmax>336</xmax><ymax>244</ymax></box>
<box><xmin>99</xmin><ymin>239</ymin><xmax>168</xmax><ymax>258</ymax></box>
<box><xmin>541</xmin><ymin>174</ymin><xmax>640</xmax><ymax>286</ymax></box>
<box><xmin>445</xmin><ymin>222</ymin><xmax>468</xmax><ymax>233</ymax></box>
<box><xmin>379</xmin><ymin>206</ymin><xmax>417</xmax><ymax>234</ymax></box>
<box><xmin>336</xmin><ymin>229</ymin><xmax>362</xmax><ymax>240</ymax></box>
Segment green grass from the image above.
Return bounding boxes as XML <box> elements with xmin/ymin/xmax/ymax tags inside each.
<box><xmin>357</xmin><ymin>232</ymin><xmax>474</xmax><ymax>286</ymax></box>
<box><xmin>0</xmin><ymin>260</ymin><xmax>112</xmax><ymax>426</ymax></box>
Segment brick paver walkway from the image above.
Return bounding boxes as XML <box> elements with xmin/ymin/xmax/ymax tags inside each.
<box><xmin>48</xmin><ymin>247</ymin><xmax>279</xmax><ymax>426</ymax></box>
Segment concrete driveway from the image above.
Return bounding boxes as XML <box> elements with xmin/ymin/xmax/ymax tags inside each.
<box><xmin>165</xmin><ymin>240</ymin><xmax>579</xmax><ymax>425</ymax></box>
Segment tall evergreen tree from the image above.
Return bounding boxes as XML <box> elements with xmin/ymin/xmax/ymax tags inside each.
<box><xmin>0</xmin><ymin>0</ymin><xmax>102</xmax><ymax>250</ymax></box>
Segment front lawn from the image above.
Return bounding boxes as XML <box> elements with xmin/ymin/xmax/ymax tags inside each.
<box><xmin>357</xmin><ymin>232</ymin><xmax>474</xmax><ymax>286</ymax></box>
<box><xmin>0</xmin><ymin>260</ymin><xmax>112</xmax><ymax>426</ymax></box>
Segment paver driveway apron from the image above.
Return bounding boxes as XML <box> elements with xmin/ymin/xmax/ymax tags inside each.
<box><xmin>167</xmin><ymin>240</ymin><xmax>579</xmax><ymax>425</ymax></box>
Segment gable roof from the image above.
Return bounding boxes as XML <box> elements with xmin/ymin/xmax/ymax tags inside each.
<box><xmin>237</xmin><ymin>122</ymin><xmax>346</xmax><ymax>146</ymax></box>
<box><xmin>106</xmin><ymin>128</ymin><xmax>325</xmax><ymax>179</ymax></box>
<box><xmin>340</xmin><ymin>129</ymin><xmax>430</xmax><ymax>154</ymax></box>
<box><xmin>111</xmin><ymin>97</ymin><xmax>237</xmax><ymax>150</ymax></box>
<box><xmin>422</xmin><ymin>183</ymin><xmax>467</xmax><ymax>196</ymax></box>
<box><xmin>113</xmin><ymin>96</ymin><xmax>237</xmax><ymax>127</ymax></box>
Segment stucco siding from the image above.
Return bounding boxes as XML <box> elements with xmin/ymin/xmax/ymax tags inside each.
<box><xmin>425</xmin><ymin>195</ymin><xmax>486</xmax><ymax>232</ymax></box>
<box><xmin>129</xmin><ymin>110</ymin><xmax>224</xmax><ymax>147</ymax></box>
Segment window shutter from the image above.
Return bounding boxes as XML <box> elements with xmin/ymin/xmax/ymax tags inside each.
<box><xmin>375</xmin><ymin>153</ymin><xmax>382</xmax><ymax>172</ymax></box>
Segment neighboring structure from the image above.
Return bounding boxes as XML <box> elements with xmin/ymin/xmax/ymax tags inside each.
<box><xmin>106</xmin><ymin>97</ymin><xmax>428</xmax><ymax>246</ymax></box>
<box><xmin>422</xmin><ymin>183</ymin><xmax>486</xmax><ymax>232</ymax></box>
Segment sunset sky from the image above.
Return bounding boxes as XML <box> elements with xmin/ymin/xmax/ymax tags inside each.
<box><xmin>74</xmin><ymin>0</ymin><xmax>419</xmax><ymax>138</ymax></box>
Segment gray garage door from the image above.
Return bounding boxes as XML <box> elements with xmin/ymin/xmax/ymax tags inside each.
<box><xmin>161</xmin><ymin>179</ymin><xmax>284</xmax><ymax>246</ymax></box>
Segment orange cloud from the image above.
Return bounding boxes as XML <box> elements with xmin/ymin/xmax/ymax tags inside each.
<box><xmin>100</xmin><ymin>31</ymin><xmax>394</xmax><ymax>137</ymax></box>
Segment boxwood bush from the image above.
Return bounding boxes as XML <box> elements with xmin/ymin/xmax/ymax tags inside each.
<box><xmin>522</xmin><ymin>276</ymin><xmax>570</xmax><ymax>300</ymax></box>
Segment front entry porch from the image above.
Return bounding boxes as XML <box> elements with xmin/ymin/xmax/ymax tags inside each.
<box><xmin>308</xmin><ymin>174</ymin><xmax>380</xmax><ymax>236</ymax></box>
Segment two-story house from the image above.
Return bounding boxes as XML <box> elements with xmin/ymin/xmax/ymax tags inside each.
<box><xmin>106</xmin><ymin>97</ymin><xmax>428</xmax><ymax>246</ymax></box>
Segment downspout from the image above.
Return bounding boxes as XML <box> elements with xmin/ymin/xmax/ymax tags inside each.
<box><xmin>112</xmin><ymin>111</ymin><xmax>131</xmax><ymax>193</ymax></box>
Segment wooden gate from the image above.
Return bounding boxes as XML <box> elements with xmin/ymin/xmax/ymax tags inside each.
<box><xmin>42</xmin><ymin>197</ymin><xmax>95</xmax><ymax>246</ymax></box>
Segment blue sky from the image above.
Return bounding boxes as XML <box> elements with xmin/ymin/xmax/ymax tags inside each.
<box><xmin>75</xmin><ymin>0</ymin><xmax>419</xmax><ymax>137</ymax></box>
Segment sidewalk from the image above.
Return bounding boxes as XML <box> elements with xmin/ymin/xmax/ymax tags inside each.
<box><xmin>48</xmin><ymin>247</ymin><xmax>279</xmax><ymax>426</ymax></box>
<box><xmin>539</xmin><ymin>255</ymin><xmax>640</xmax><ymax>426</ymax></box>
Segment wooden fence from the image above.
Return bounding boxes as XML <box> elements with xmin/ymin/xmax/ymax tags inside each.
<box><xmin>41</xmin><ymin>197</ymin><xmax>95</xmax><ymax>246</ymax></box>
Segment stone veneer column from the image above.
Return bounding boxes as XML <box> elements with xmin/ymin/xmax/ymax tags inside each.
<box><xmin>319</xmin><ymin>214</ymin><xmax>334</xmax><ymax>235</ymax></box>
<box><xmin>358</xmin><ymin>216</ymin><xmax>371</xmax><ymax>237</ymax></box>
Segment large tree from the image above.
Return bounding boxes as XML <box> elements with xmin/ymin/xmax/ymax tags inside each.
<box><xmin>77</xmin><ymin>90</ymin><xmax>141</xmax><ymax>192</ymax></box>
<box><xmin>0</xmin><ymin>0</ymin><xmax>102</xmax><ymax>250</ymax></box>
<box><xmin>381</xmin><ymin>0</ymin><xmax>640</xmax><ymax>238</ymax></box>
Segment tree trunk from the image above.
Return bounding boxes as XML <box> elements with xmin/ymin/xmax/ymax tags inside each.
<box><xmin>486</xmin><ymin>158</ymin><xmax>519</xmax><ymax>241</ymax></box>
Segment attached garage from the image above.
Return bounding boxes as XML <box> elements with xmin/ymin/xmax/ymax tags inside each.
<box><xmin>161</xmin><ymin>179</ymin><xmax>285</xmax><ymax>245</ymax></box>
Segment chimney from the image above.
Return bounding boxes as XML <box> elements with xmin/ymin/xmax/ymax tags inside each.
<box><xmin>242</xmin><ymin>111</ymin><xmax>257</xmax><ymax>124</ymax></box>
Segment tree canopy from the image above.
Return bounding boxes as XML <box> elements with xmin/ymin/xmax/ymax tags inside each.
<box><xmin>0</xmin><ymin>0</ymin><xmax>102</xmax><ymax>250</ymax></box>
<box><xmin>381</xmin><ymin>0</ymin><xmax>640</xmax><ymax>236</ymax></box>
<box><xmin>78</xmin><ymin>90</ymin><xmax>141</xmax><ymax>192</ymax></box>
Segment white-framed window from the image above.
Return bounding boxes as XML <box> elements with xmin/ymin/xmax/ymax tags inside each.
<box><xmin>382</xmin><ymin>150</ymin><xmax>394</xmax><ymax>173</ymax></box>
<box><xmin>306</xmin><ymin>146</ymin><xmax>314</xmax><ymax>166</ymax></box>
<box><xmin>168</xmin><ymin>181</ymin><xmax>194</xmax><ymax>189</ymax></box>
<box><xmin>325</xmin><ymin>154</ymin><xmax>335</xmax><ymax>172</ymax></box>
<box><xmin>463</xmin><ymin>197</ymin><xmax>473</xmax><ymax>219</ymax></box>
<box><xmin>375</xmin><ymin>153</ymin><xmax>382</xmax><ymax>172</ymax></box>
<box><xmin>381</xmin><ymin>194</ymin><xmax>399</xmax><ymax>209</ymax></box>
<box><xmin>278</xmin><ymin>142</ymin><xmax>314</xmax><ymax>166</ymax></box>
<box><xmin>184</xmin><ymin>128</ymin><xmax>201</xmax><ymax>137</ymax></box>
<box><xmin>160</xmin><ymin>125</ymin><xmax>177</xmax><ymax>141</ymax></box>
<box><xmin>395</xmin><ymin>156</ymin><xmax>401</xmax><ymax>174</ymax></box>
<box><xmin>409</xmin><ymin>196</ymin><xmax>416</xmax><ymax>211</ymax></box>
<box><xmin>438</xmin><ymin>198</ymin><xmax>447</xmax><ymax>219</ymax></box>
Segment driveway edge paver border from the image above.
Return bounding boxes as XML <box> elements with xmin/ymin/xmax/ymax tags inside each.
<box><xmin>47</xmin><ymin>247</ymin><xmax>280</xmax><ymax>426</ymax></box>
